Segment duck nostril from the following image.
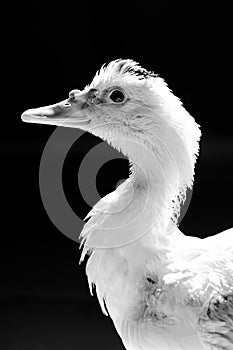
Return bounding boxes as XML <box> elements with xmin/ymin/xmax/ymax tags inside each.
<box><xmin>63</xmin><ymin>102</ymin><xmax>71</xmax><ymax>108</ymax></box>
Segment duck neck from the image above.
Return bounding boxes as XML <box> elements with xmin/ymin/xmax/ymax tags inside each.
<box><xmin>110</xmin><ymin>127</ymin><xmax>193</xmax><ymax>229</ymax></box>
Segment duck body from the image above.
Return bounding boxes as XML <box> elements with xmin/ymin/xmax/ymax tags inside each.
<box><xmin>80</xmin><ymin>177</ymin><xmax>233</xmax><ymax>350</ymax></box>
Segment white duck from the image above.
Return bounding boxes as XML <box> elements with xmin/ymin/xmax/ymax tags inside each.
<box><xmin>22</xmin><ymin>59</ymin><xmax>233</xmax><ymax>350</ymax></box>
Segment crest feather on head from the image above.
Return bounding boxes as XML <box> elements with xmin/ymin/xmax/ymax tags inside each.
<box><xmin>91</xmin><ymin>59</ymin><xmax>157</xmax><ymax>88</ymax></box>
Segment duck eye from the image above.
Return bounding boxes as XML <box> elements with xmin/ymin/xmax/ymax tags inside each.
<box><xmin>109</xmin><ymin>89</ymin><xmax>125</xmax><ymax>103</ymax></box>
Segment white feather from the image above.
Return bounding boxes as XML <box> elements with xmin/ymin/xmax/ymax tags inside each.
<box><xmin>79</xmin><ymin>60</ymin><xmax>233</xmax><ymax>350</ymax></box>
<box><xmin>22</xmin><ymin>59</ymin><xmax>232</xmax><ymax>350</ymax></box>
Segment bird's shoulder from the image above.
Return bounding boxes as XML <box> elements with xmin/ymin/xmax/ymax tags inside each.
<box><xmin>162</xmin><ymin>227</ymin><xmax>233</xmax><ymax>309</ymax></box>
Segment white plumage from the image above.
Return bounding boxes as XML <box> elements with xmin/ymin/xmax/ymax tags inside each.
<box><xmin>22</xmin><ymin>59</ymin><xmax>233</xmax><ymax>350</ymax></box>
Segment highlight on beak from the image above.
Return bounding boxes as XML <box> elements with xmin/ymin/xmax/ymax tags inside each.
<box><xmin>21</xmin><ymin>92</ymin><xmax>91</xmax><ymax>128</ymax></box>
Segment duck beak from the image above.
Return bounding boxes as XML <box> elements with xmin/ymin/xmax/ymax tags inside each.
<box><xmin>21</xmin><ymin>91</ymin><xmax>91</xmax><ymax>128</ymax></box>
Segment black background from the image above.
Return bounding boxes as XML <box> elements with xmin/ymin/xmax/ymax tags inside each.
<box><xmin>1</xmin><ymin>1</ymin><xmax>233</xmax><ymax>349</ymax></box>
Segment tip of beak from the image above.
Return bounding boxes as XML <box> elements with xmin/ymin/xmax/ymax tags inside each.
<box><xmin>21</xmin><ymin>107</ymin><xmax>54</xmax><ymax>123</ymax></box>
